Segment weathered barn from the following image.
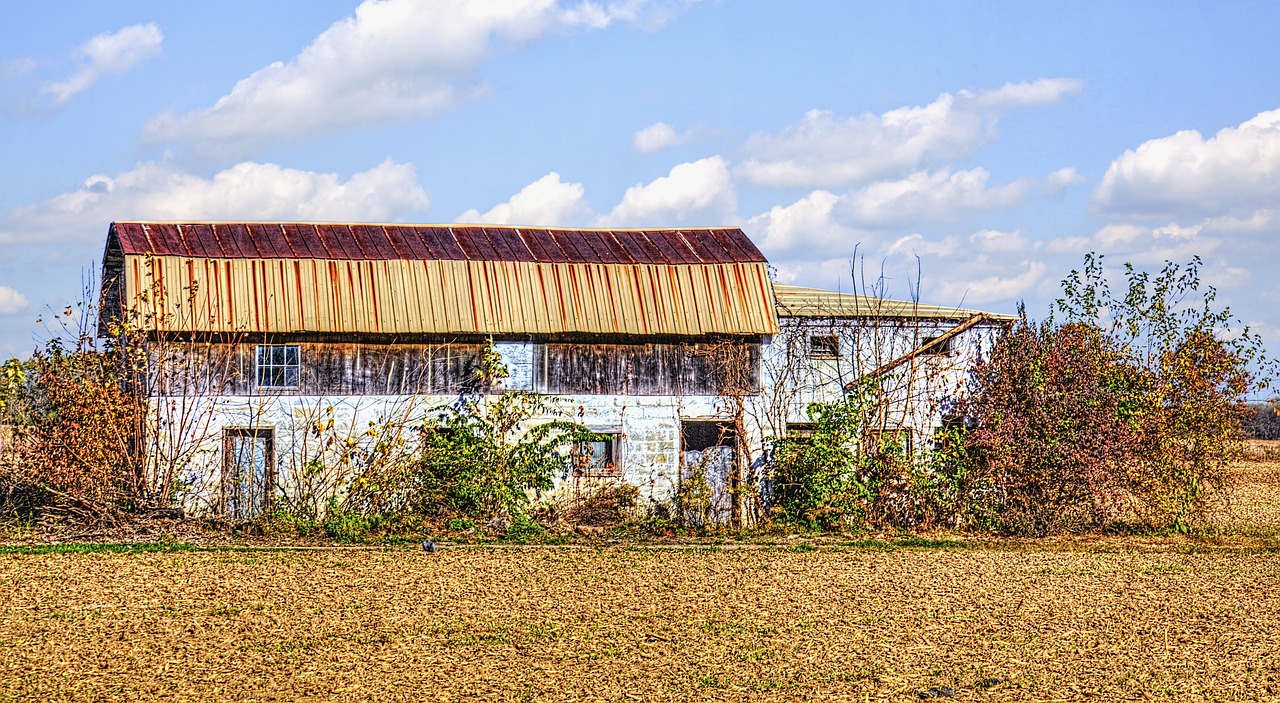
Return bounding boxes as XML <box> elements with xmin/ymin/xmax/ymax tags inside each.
<box><xmin>99</xmin><ymin>221</ymin><xmax>778</xmax><ymax>520</ymax></box>
<box><xmin>99</xmin><ymin>221</ymin><xmax>1012</xmax><ymax>523</ymax></box>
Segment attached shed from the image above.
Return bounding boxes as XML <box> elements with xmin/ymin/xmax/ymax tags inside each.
<box><xmin>758</xmin><ymin>283</ymin><xmax>1017</xmax><ymax>455</ymax></box>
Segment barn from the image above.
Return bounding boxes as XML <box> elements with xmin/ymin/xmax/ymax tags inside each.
<box><xmin>98</xmin><ymin>221</ymin><xmax>1012</xmax><ymax>523</ymax></box>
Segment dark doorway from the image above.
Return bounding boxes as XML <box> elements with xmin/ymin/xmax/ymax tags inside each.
<box><xmin>679</xmin><ymin>420</ymin><xmax>736</xmax><ymax>526</ymax></box>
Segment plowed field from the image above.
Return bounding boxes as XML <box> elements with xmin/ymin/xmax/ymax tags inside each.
<box><xmin>3</xmin><ymin>460</ymin><xmax>1280</xmax><ymax>702</ymax></box>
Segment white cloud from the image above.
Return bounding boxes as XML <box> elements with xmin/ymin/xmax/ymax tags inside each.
<box><xmin>885</xmin><ymin>232</ymin><xmax>958</xmax><ymax>258</ymax></box>
<box><xmin>969</xmin><ymin>228</ymin><xmax>1028</xmax><ymax>254</ymax></box>
<box><xmin>744</xmin><ymin>190</ymin><xmax>857</xmax><ymax>257</ymax></box>
<box><xmin>936</xmin><ymin>260</ymin><xmax>1048</xmax><ymax>305</ymax></box>
<box><xmin>736</xmin><ymin>78</ymin><xmax>1082</xmax><ymax>188</ymax></box>
<box><xmin>142</xmin><ymin>0</ymin><xmax>688</xmax><ymax>154</ymax></box>
<box><xmin>1204</xmin><ymin>209</ymin><xmax>1280</xmax><ymax>233</ymax></box>
<box><xmin>597</xmin><ymin>156</ymin><xmax>736</xmax><ymax>226</ymax></box>
<box><xmin>1090</xmin><ymin>221</ymin><xmax>1217</xmax><ymax>266</ymax></box>
<box><xmin>41</xmin><ymin>23</ymin><xmax>162</xmax><ymax>107</ymax></box>
<box><xmin>633</xmin><ymin>121</ymin><xmax>694</xmax><ymax>153</ymax></box>
<box><xmin>1</xmin><ymin>57</ymin><xmax>37</xmax><ymax>80</ymax></box>
<box><xmin>1044</xmin><ymin>167</ymin><xmax>1084</xmax><ymax>195</ymax></box>
<box><xmin>0</xmin><ymin>159</ymin><xmax>430</xmax><ymax>245</ymax></box>
<box><xmin>0</xmin><ymin>286</ymin><xmax>28</xmax><ymax>316</ymax></box>
<box><xmin>1042</xmin><ymin>235</ymin><xmax>1091</xmax><ymax>254</ymax></box>
<box><xmin>841</xmin><ymin>168</ymin><xmax>1033</xmax><ymax>225</ymax></box>
<box><xmin>457</xmin><ymin>172</ymin><xmax>591</xmax><ymax>225</ymax></box>
<box><xmin>1095</xmin><ymin>108</ymin><xmax>1280</xmax><ymax>219</ymax></box>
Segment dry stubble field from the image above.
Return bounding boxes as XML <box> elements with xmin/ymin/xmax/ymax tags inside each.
<box><xmin>3</xmin><ymin>458</ymin><xmax>1280</xmax><ymax>702</ymax></box>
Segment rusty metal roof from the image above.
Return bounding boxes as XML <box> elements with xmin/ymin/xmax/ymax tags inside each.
<box><xmin>104</xmin><ymin>222</ymin><xmax>778</xmax><ymax>337</ymax></box>
<box><xmin>109</xmin><ymin>222</ymin><xmax>766</xmax><ymax>265</ymax></box>
<box><xmin>772</xmin><ymin>283</ymin><xmax>1018</xmax><ymax>322</ymax></box>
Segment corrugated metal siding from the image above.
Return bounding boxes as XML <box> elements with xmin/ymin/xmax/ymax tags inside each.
<box><xmin>771</xmin><ymin>283</ymin><xmax>1018</xmax><ymax>322</ymax></box>
<box><xmin>124</xmin><ymin>255</ymin><xmax>779</xmax><ymax>336</ymax></box>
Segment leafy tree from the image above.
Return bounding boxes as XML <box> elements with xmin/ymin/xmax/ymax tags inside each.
<box><xmin>344</xmin><ymin>340</ymin><xmax>603</xmax><ymax>524</ymax></box>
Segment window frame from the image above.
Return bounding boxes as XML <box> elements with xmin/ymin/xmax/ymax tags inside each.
<box><xmin>255</xmin><ymin>344</ymin><xmax>301</xmax><ymax>390</ymax></box>
<box><xmin>572</xmin><ymin>433</ymin><xmax>622</xmax><ymax>478</ymax></box>
<box><xmin>921</xmin><ymin>335</ymin><xmax>954</xmax><ymax>357</ymax></box>
<box><xmin>221</xmin><ymin>427</ymin><xmax>276</xmax><ymax>520</ymax></box>
<box><xmin>808</xmin><ymin>334</ymin><xmax>840</xmax><ymax>359</ymax></box>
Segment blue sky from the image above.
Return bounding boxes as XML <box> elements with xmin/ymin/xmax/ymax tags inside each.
<box><xmin>3</xmin><ymin>0</ymin><xmax>1279</xmax><ymax>382</ymax></box>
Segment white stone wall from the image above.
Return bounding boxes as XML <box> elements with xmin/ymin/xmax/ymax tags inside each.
<box><xmin>751</xmin><ymin>317</ymin><xmax>1006</xmax><ymax>454</ymax></box>
<box><xmin>153</xmin><ymin>341</ymin><xmax>729</xmax><ymax>517</ymax></box>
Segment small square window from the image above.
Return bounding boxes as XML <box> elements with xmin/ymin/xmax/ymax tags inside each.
<box><xmin>809</xmin><ymin>334</ymin><xmax>839</xmax><ymax>359</ymax></box>
<box><xmin>256</xmin><ymin>345</ymin><xmax>300</xmax><ymax>389</ymax></box>
<box><xmin>922</xmin><ymin>335</ymin><xmax>953</xmax><ymax>356</ymax></box>
<box><xmin>573</xmin><ymin>435</ymin><xmax>621</xmax><ymax>477</ymax></box>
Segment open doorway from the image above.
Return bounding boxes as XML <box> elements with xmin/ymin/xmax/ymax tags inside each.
<box><xmin>679</xmin><ymin>420</ymin><xmax>736</xmax><ymax>526</ymax></box>
<box><xmin>222</xmin><ymin>428</ymin><xmax>275</xmax><ymax>520</ymax></box>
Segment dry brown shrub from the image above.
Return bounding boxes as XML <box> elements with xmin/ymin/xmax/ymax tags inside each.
<box><xmin>555</xmin><ymin>481</ymin><xmax>640</xmax><ymax>527</ymax></box>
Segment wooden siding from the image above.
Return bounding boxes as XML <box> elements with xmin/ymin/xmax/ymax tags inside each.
<box><xmin>146</xmin><ymin>341</ymin><xmax>760</xmax><ymax>398</ymax></box>
<box><xmin>148</xmin><ymin>342</ymin><xmax>485</xmax><ymax>396</ymax></box>
<box><xmin>533</xmin><ymin>343</ymin><xmax>761</xmax><ymax>397</ymax></box>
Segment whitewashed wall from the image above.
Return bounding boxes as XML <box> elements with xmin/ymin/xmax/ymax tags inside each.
<box><xmin>154</xmin><ymin>340</ymin><xmax>728</xmax><ymax>517</ymax></box>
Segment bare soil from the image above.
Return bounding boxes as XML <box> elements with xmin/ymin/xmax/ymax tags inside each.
<box><xmin>2</xmin><ymin>461</ymin><xmax>1280</xmax><ymax>702</ymax></box>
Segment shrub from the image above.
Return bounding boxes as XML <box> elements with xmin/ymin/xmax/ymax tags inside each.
<box><xmin>769</xmin><ymin>383</ymin><xmax>878</xmax><ymax>531</ymax></box>
<box><xmin>0</xmin><ymin>331</ymin><xmax>145</xmax><ymax>521</ymax></box>
<box><xmin>1243</xmin><ymin>401</ymin><xmax>1280</xmax><ymax>440</ymax></box>
<box><xmin>345</xmin><ymin>390</ymin><xmax>602</xmax><ymax>524</ymax></box>
<box><xmin>957</xmin><ymin>255</ymin><xmax>1271</xmax><ymax>535</ymax></box>
<box><xmin>559</xmin><ymin>481</ymin><xmax>640</xmax><ymax>527</ymax></box>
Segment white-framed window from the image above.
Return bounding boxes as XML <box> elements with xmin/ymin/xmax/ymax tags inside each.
<box><xmin>808</xmin><ymin>334</ymin><xmax>839</xmax><ymax>359</ymax></box>
<box><xmin>256</xmin><ymin>344</ymin><xmax>300</xmax><ymax>388</ymax></box>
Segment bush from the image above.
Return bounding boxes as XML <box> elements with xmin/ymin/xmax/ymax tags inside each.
<box><xmin>559</xmin><ymin>482</ymin><xmax>640</xmax><ymax>527</ymax></box>
<box><xmin>769</xmin><ymin>383</ymin><xmax>878</xmax><ymax>531</ymax></box>
<box><xmin>0</xmin><ymin>331</ymin><xmax>144</xmax><ymax>522</ymax></box>
<box><xmin>1244</xmin><ymin>402</ymin><xmax>1280</xmax><ymax>440</ymax></box>
<box><xmin>957</xmin><ymin>255</ymin><xmax>1270</xmax><ymax>535</ymax></box>
<box><xmin>344</xmin><ymin>390</ymin><xmax>602</xmax><ymax>525</ymax></box>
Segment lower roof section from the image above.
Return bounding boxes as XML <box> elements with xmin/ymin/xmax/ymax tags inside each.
<box><xmin>771</xmin><ymin>283</ymin><xmax>1017</xmax><ymax>322</ymax></box>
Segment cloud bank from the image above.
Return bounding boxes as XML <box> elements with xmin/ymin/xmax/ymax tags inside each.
<box><xmin>142</xmin><ymin>0</ymin><xmax>688</xmax><ymax>154</ymax></box>
<box><xmin>0</xmin><ymin>159</ymin><xmax>429</xmax><ymax>245</ymax></box>
<box><xmin>736</xmin><ymin>79</ymin><xmax>1082</xmax><ymax>189</ymax></box>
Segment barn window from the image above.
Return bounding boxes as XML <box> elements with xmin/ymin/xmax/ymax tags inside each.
<box><xmin>256</xmin><ymin>345</ymin><xmax>300</xmax><ymax>388</ymax></box>
<box><xmin>786</xmin><ymin>422</ymin><xmax>818</xmax><ymax>441</ymax></box>
<box><xmin>573</xmin><ymin>434</ymin><xmax>621</xmax><ymax>477</ymax></box>
<box><xmin>921</xmin><ymin>335</ymin><xmax>953</xmax><ymax>356</ymax></box>
<box><xmin>808</xmin><ymin>334</ymin><xmax>839</xmax><ymax>359</ymax></box>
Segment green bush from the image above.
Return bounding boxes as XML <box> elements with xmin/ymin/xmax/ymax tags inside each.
<box><xmin>769</xmin><ymin>382</ymin><xmax>878</xmax><ymax>531</ymax></box>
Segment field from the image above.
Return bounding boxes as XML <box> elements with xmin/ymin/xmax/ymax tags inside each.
<box><xmin>2</xmin><ymin>457</ymin><xmax>1280</xmax><ymax>701</ymax></box>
